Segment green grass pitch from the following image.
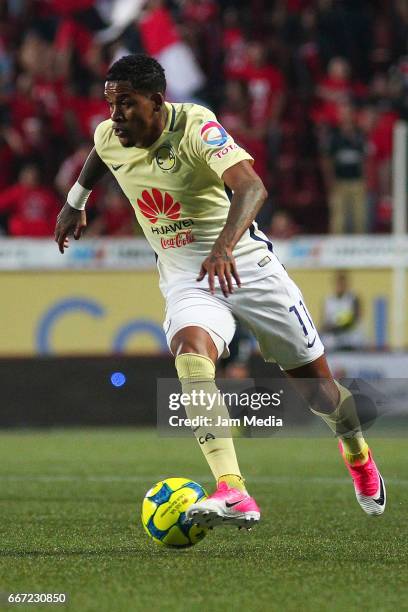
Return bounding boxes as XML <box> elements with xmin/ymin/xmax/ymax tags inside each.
<box><xmin>0</xmin><ymin>429</ymin><xmax>407</xmax><ymax>612</ymax></box>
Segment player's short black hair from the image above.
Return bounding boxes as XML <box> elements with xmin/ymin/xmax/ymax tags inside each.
<box><xmin>106</xmin><ymin>54</ymin><xmax>166</xmax><ymax>94</ymax></box>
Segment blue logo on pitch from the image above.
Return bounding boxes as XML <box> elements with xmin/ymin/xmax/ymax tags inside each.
<box><xmin>111</xmin><ymin>372</ymin><xmax>126</xmax><ymax>387</ymax></box>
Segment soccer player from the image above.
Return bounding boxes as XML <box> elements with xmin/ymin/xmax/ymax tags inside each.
<box><xmin>54</xmin><ymin>55</ymin><xmax>386</xmax><ymax>529</ymax></box>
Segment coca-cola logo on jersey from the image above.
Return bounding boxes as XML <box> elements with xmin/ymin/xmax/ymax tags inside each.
<box><xmin>136</xmin><ymin>188</ymin><xmax>181</xmax><ymax>224</ymax></box>
<box><xmin>161</xmin><ymin>230</ymin><xmax>195</xmax><ymax>249</ymax></box>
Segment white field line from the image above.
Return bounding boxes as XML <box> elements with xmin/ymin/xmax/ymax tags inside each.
<box><xmin>0</xmin><ymin>475</ymin><xmax>407</xmax><ymax>486</ymax></box>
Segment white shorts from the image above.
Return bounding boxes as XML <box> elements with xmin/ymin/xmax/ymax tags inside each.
<box><xmin>163</xmin><ymin>266</ymin><xmax>325</xmax><ymax>371</ymax></box>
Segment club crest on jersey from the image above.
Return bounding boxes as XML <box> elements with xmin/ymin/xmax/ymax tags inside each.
<box><xmin>136</xmin><ymin>189</ymin><xmax>181</xmax><ymax>224</ymax></box>
<box><xmin>155</xmin><ymin>144</ymin><xmax>176</xmax><ymax>171</ymax></box>
<box><xmin>200</xmin><ymin>120</ymin><xmax>228</xmax><ymax>147</ymax></box>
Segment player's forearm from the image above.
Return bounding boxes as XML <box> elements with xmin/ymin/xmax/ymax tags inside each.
<box><xmin>214</xmin><ymin>178</ymin><xmax>267</xmax><ymax>250</ymax></box>
<box><xmin>66</xmin><ymin>147</ymin><xmax>109</xmax><ymax>211</ymax></box>
<box><xmin>77</xmin><ymin>147</ymin><xmax>109</xmax><ymax>190</ymax></box>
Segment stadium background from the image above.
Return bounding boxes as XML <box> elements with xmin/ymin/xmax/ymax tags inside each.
<box><xmin>0</xmin><ymin>0</ymin><xmax>407</xmax><ymax>423</ymax></box>
<box><xmin>1</xmin><ymin>3</ymin><xmax>408</xmax><ymax>611</ymax></box>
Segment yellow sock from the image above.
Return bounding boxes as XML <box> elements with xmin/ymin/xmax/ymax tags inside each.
<box><xmin>218</xmin><ymin>474</ymin><xmax>246</xmax><ymax>492</ymax></box>
<box><xmin>342</xmin><ymin>441</ymin><xmax>369</xmax><ymax>465</ymax></box>
<box><xmin>311</xmin><ymin>381</ymin><xmax>369</xmax><ymax>465</ymax></box>
<box><xmin>175</xmin><ymin>353</ymin><xmax>246</xmax><ymax>483</ymax></box>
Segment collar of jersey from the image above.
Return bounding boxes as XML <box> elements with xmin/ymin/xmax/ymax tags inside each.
<box><xmin>163</xmin><ymin>102</ymin><xmax>176</xmax><ymax>133</ymax></box>
<box><xmin>143</xmin><ymin>102</ymin><xmax>176</xmax><ymax>152</ymax></box>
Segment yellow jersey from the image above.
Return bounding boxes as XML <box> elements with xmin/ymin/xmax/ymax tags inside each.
<box><xmin>94</xmin><ymin>102</ymin><xmax>277</xmax><ymax>293</ymax></box>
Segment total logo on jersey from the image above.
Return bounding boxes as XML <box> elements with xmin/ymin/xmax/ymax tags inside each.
<box><xmin>200</xmin><ymin>120</ymin><xmax>228</xmax><ymax>147</ymax></box>
<box><xmin>213</xmin><ymin>142</ymin><xmax>239</xmax><ymax>159</ymax></box>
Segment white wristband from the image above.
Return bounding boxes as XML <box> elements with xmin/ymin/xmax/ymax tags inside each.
<box><xmin>67</xmin><ymin>181</ymin><xmax>92</xmax><ymax>210</ymax></box>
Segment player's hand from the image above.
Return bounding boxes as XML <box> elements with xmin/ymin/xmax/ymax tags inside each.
<box><xmin>197</xmin><ymin>244</ymin><xmax>241</xmax><ymax>297</ymax></box>
<box><xmin>54</xmin><ymin>203</ymin><xmax>87</xmax><ymax>254</ymax></box>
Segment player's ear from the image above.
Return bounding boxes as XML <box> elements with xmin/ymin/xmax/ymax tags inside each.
<box><xmin>151</xmin><ymin>92</ymin><xmax>164</xmax><ymax>112</ymax></box>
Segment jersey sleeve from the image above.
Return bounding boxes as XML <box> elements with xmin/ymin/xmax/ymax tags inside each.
<box><xmin>189</xmin><ymin>111</ymin><xmax>253</xmax><ymax>179</ymax></box>
<box><xmin>93</xmin><ymin>120</ymin><xmax>111</xmax><ymax>161</ymax></box>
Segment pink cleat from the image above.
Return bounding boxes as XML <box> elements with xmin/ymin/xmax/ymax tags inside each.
<box><xmin>186</xmin><ymin>481</ymin><xmax>261</xmax><ymax>529</ymax></box>
<box><xmin>339</xmin><ymin>441</ymin><xmax>386</xmax><ymax>516</ymax></box>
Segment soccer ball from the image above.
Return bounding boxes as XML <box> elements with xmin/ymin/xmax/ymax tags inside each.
<box><xmin>142</xmin><ymin>477</ymin><xmax>208</xmax><ymax>547</ymax></box>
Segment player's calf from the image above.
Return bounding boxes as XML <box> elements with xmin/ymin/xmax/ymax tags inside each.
<box><xmin>175</xmin><ymin>351</ymin><xmax>245</xmax><ymax>485</ymax></box>
<box><xmin>309</xmin><ymin>379</ymin><xmax>386</xmax><ymax>515</ymax></box>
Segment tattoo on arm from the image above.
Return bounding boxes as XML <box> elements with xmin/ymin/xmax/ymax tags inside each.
<box><xmin>216</xmin><ymin>179</ymin><xmax>267</xmax><ymax>249</ymax></box>
<box><xmin>210</xmin><ymin>253</ymin><xmax>231</xmax><ymax>262</ymax></box>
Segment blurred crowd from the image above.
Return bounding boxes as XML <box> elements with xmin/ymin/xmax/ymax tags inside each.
<box><xmin>0</xmin><ymin>0</ymin><xmax>407</xmax><ymax>238</ymax></box>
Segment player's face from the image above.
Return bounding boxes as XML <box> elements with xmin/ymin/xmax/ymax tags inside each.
<box><xmin>104</xmin><ymin>81</ymin><xmax>164</xmax><ymax>148</ymax></box>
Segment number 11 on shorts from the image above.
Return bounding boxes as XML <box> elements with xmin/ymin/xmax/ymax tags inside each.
<box><xmin>289</xmin><ymin>300</ymin><xmax>316</xmax><ymax>347</ymax></box>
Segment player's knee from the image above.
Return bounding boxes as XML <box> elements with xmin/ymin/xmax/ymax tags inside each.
<box><xmin>175</xmin><ymin>353</ymin><xmax>215</xmax><ymax>381</ymax></box>
<box><xmin>170</xmin><ymin>328</ymin><xmax>217</xmax><ymax>360</ymax></box>
<box><xmin>307</xmin><ymin>379</ymin><xmax>339</xmax><ymax>415</ymax></box>
<box><xmin>173</xmin><ymin>339</ymin><xmax>207</xmax><ymax>356</ymax></box>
